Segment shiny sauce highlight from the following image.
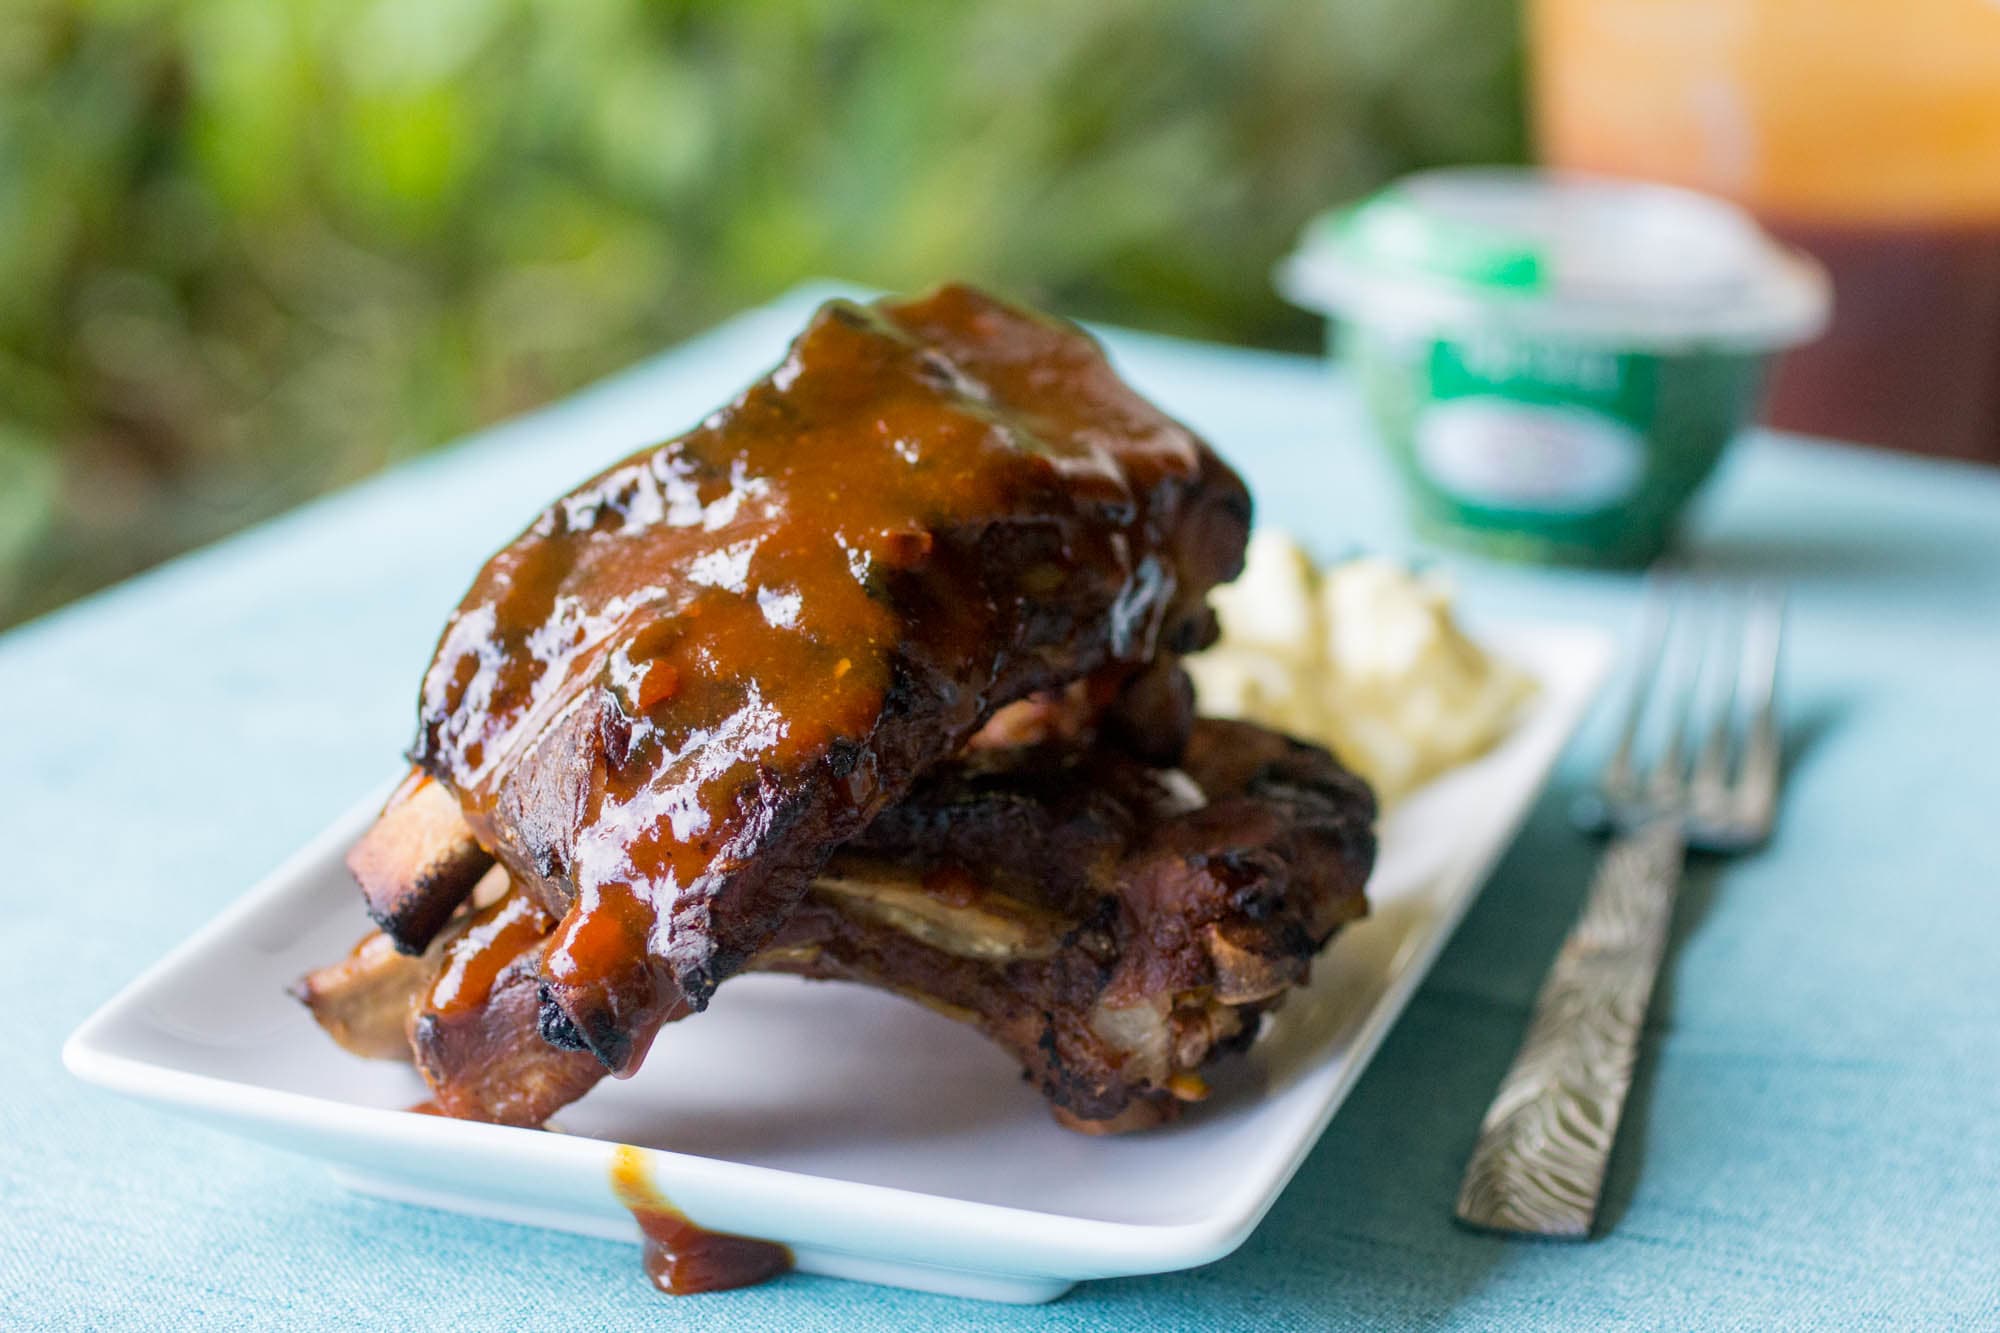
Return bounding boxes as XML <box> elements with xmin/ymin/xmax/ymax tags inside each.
<box><xmin>424</xmin><ymin>887</ymin><xmax>555</xmax><ymax>1019</ymax></box>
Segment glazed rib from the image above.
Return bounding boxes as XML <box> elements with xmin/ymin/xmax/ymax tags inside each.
<box><xmin>303</xmin><ymin>720</ymin><xmax>1376</xmax><ymax>1133</ymax></box>
<box><xmin>777</xmin><ymin>717</ymin><xmax>1376</xmax><ymax>1129</ymax></box>
<box><xmin>409</xmin><ymin>893</ymin><xmax>606</xmax><ymax>1125</ymax></box>
<box><xmin>404</xmin><ymin>285</ymin><xmax>1251</xmax><ymax>1074</ymax></box>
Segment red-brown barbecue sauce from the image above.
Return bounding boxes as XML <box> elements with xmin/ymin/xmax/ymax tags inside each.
<box><xmin>609</xmin><ymin>1144</ymin><xmax>792</xmax><ymax>1295</ymax></box>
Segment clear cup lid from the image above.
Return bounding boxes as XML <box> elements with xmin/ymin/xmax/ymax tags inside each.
<box><xmin>1278</xmin><ymin>168</ymin><xmax>1831</xmax><ymax>350</ymax></box>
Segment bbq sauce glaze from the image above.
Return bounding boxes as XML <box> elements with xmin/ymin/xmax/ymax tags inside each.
<box><xmin>609</xmin><ymin>1145</ymin><xmax>792</xmax><ymax>1295</ymax></box>
<box><xmin>412</xmin><ymin>283</ymin><xmax>1248</xmax><ymax>1074</ymax></box>
<box><xmin>424</xmin><ymin>887</ymin><xmax>552</xmax><ymax>1019</ymax></box>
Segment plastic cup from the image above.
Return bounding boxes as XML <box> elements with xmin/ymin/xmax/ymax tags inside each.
<box><xmin>1279</xmin><ymin>168</ymin><xmax>1830</xmax><ymax>565</ymax></box>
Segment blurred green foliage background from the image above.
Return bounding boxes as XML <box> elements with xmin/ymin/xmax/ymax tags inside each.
<box><xmin>0</xmin><ymin>0</ymin><xmax>1523</xmax><ymax>628</ymax></box>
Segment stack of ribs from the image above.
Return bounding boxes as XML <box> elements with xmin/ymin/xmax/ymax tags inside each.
<box><xmin>295</xmin><ymin>285</ymin><xmax>1377</xmax><ymax>1134</ymax></box>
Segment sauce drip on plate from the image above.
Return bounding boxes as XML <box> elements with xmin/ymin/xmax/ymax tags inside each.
<box><xmin>609</xmin><ymin>1144</ymin><xmax>792</xmax><ymax>1295</ymax></box>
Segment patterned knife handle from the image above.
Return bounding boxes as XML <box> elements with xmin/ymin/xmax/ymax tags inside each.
<box><xmin>1455</xmin><ymin>818</ymin><xmax>1687</xmax><ymax>1238</ymax></box>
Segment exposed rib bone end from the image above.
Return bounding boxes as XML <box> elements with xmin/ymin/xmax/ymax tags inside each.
<box><xmin>289</xmin><ymin>930</ymin><xmax>442</xmax><ymax>1060</ymax></box>
<box><xmin>347</xmin><ymin>772</ymin><xmax>494</xmax><ymax>953</ymax></box>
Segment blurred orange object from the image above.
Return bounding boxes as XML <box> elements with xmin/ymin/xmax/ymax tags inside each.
<box><xmin>1531</xmin><ymin>0</ymin><xmax>2000</xmax><ymax>462</ymax></box>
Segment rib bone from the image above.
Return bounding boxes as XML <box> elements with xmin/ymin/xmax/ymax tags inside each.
<box><xmin>290</xmin><ymin>929</ymin><xmax>442</xmax><ymax>1060</ymax></box>
<box><xmin>346</xmin><ymin>771</ymin><xmax>493</xmax><ymax>953</ymax></box>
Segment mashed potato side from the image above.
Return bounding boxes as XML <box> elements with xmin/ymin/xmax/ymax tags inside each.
<box><xmin>1186</xmin><ymin>532</ymin><xmax>1535</xmax><ymax>805</ymax></box>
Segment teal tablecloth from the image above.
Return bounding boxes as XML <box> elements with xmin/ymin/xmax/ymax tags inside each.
<box><xmin>6</xmin><ymin>285</ymin><xmax>1998</xmax><ymax>1329</ymax></box>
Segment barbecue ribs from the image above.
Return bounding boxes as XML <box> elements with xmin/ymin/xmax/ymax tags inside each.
<box><xmin>301</xmin><ymin>283</ymin><xmax>1379</xmax><ymax>1135</ymax></box>
<box><xmin>298</xmin><ymin>719</ymin><xmax>1375</xmax><ymax>1132</ymax></box>
<box><xmin>358</xmin><ymin>284</ymin><xmax>1251</xmax><ymax>1074</ymax></box>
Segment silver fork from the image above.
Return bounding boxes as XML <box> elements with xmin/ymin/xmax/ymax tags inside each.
<box><xmin>1453</xmin><ymin>583</ymin><xmax>1786</xmax><ymax>1238</ymax></box>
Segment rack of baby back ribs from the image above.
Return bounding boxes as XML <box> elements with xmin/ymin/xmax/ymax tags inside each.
<box><xmin>295</xmin><ymin>284</ymin><xmax>1378</xmax><ymax>1137</ymax></box>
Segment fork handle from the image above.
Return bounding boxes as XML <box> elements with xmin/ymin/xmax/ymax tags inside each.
<box><xmin>1454</xmin><ymin>818</ymin><xmax>1686</xmax><ymax>1238</ymax></box>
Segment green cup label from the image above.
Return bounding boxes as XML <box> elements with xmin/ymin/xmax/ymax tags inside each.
<box><xmin>1414</xmin><ymin>397</ymin><xmax>1646</xmax><ymax>514</ymax></box>
<box><xmin>1344</xmin><ymin>322</ymin><xmax>1767</xmax><ymax>566</ymax></box>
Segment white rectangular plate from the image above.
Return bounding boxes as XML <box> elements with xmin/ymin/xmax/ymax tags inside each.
<box><xmin>66</xmin><ymin>620</ymin><xmax>1610</xmax><ymax>1305</ymax></box>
